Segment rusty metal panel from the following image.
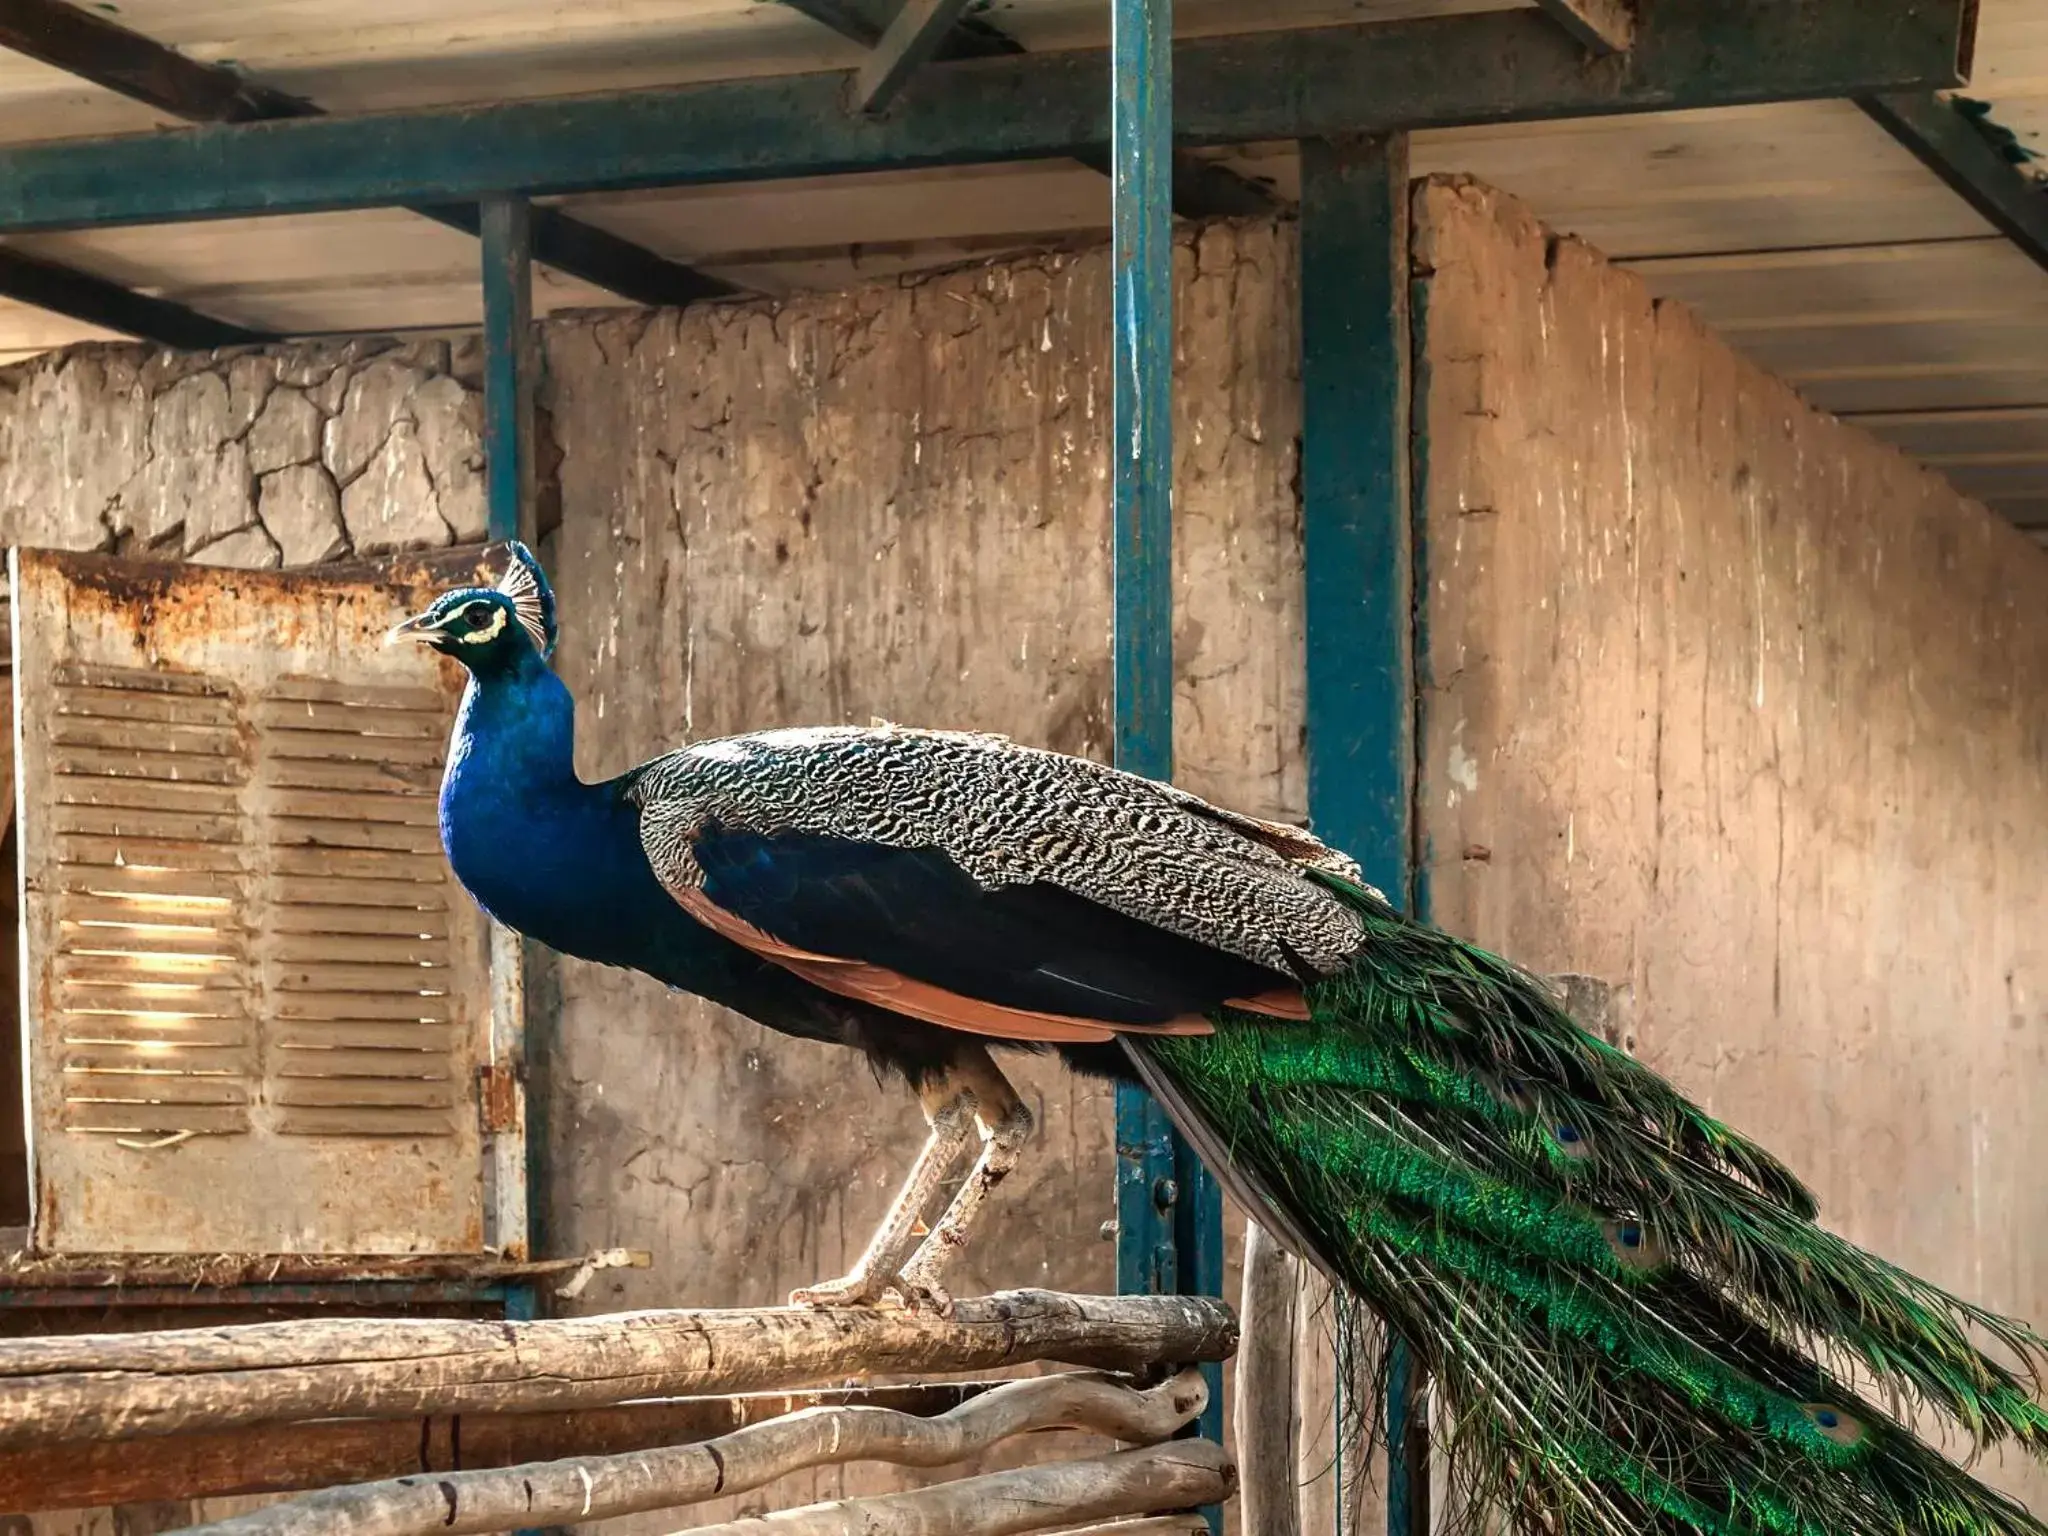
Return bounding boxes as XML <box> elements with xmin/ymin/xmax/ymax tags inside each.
<box><xmin>11</xmin><ymin>548</ymin><xmax>500</xmax><ymax>1255</ymax></box>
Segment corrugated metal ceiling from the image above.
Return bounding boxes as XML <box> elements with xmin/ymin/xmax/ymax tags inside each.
<box><xmin>0</xmin><ymin>0</ymin><xmax>2040</xmax><ymax>540</ymax></box>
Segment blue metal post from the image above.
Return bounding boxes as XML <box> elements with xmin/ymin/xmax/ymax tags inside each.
<box><xmin>1107</xmin><ymin>0</ymin><xmax>1226</xmax><ymax>1495</ymax></box>
<box><xmin>482</xmin><ymin>192</ymin><xmax>553</xmax><ymax>1536</ymax></box>
<box><xmin>1299</xmin><ymin>134</ymin><xmax>1424</xmax><ymax>1536</ymax></box>
<box><xmin>481</xmin><ymin>192</ymin><xmax>535</xmax><ymax>545</ymax></box>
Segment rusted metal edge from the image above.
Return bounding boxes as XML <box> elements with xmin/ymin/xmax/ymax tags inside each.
<box><xmin>25</xmin><ymin>543</ymin><xmax>504</xmax><ymax>603</ymax></box>
<box><xmin>0</xmin><ymin>1246</ymin><xmax>650</xmax><ymax>1294</ymax></box>
<box><xmin>0</xmin><ymin>1280</ymin><xmax>514</xmax><ymax>1311</ymax></box>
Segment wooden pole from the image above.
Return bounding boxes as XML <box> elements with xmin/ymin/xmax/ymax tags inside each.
<box><xmin>666</xmin><ymin>1441</ymin><xmax>1235</xmax><ymax>1536</ymax></box>
<box><xmin>0</xmin><ymin>1382</ymin><xmax>995</xmax><ymax>1510</ymax></box>
<box><xmin>173</xmin><ymin>1370</ymin><xmax>1209</xmax><ymax>1536</ymax></box>
<box><xmin>1235</xmin><ymin>1223</ymin><xmax>1301</xmax><ymax>1536</ymax></box>
<box><xmin>0</xmin><ymin>1290</ymin><xmax>1236</xmax><ymax>1450</ymax></box>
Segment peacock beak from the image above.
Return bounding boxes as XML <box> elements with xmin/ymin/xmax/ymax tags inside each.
<box><xmin>385</xmin><ymin>611</ymin><xmax>443</xmax><ymax>647</ymax></box>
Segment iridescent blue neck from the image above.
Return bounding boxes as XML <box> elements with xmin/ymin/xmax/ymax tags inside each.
<box><xmin>444</xmin><ymin>648</ymin><xmax>580</xmax><ymax>802</ymax></box>
<box><xmin>438</xmin><ymin>651</ymin><xmax>616</xmax><ymax>949</ymax></box>
<box><xmin>434</xmin><ymin>648</ymin><xmax>798</xmax><ymax>1013</ymax></box>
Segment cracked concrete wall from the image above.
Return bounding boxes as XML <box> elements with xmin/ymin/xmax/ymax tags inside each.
<box><xmin>0</xmin><ymin>335</ymin><xmax>487</xmax><ymax>565</ymax></box>
<box><xmin>539</xmin><ymin>221</ymin><xmax>1302</xmax><ymax>1532</ymax></box>
<box><xmin>1414</xmin><ymin>178</ymin><xmax>2048</xmax><ymax>1509</ymax></box>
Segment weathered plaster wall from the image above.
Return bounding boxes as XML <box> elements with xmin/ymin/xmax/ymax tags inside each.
<box><xmin>537</xmin><ymin>222</ymin><xmax>1304</xmax><ymax>1529</ymax></box>
<box><xmin>1413</xmin><ymin>175</ymin><xmax>2048</xmax><ymax>1504</ymax></box>
<box><xmin>0</xmin><ymin>335</ymin><xmax>487</xmax><ymax>563</ymax></box>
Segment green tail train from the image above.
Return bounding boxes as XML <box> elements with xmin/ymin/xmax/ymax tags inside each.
<box><xmin>1134</xmin><ymin>874</ymin><xmax>2048</xmax><ymax>1536</ymax></box>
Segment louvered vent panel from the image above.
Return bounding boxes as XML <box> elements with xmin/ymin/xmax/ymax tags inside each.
<box><xmin>257</xmin><ymin>677</ymin><xmax>461</xmax><ymax>1139</ymax></box>
<box><xmin>49</xmin><ymin>663</ymin><xmax>255</xmax><ymax>1139</ymax></box>
<box><xmin>16</xmin><ymin>547</ymin><xmax>497</xmax><ymax>1255</ymax></box>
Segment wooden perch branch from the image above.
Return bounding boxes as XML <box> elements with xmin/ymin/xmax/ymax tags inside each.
<box><xmin>667</xmin><ymin>1440</ymin><xmax>1236</xmax><ymax>1536</ymax></box>
<box><xmin>0</xmin><ymin>1289</ymin><xmax>1235</xmax><ymax>1450</ymax></box>
<box><xmin>0</xmin><ymin>1382</ymin><xmax>996</xmax><ymax>1511</ymax></box>
<box><xmin>171</xmin><ymin>1370</ymin><xmax>1209</xmax><ymax>1536</ymax></box>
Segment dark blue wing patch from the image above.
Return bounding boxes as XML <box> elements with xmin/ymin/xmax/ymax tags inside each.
<box><xmin>691</xmin><ymin>825</ymin><xmax>1290</xmax><ymax>1027</ymax></box>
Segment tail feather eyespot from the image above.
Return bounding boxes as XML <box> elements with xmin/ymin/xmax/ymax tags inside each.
<box><xmin>1603</xmin><ymin>1218</ymin><xmax>1669</xmax><ymax>1272</ymax></box>
<box><xmin>1799</xmin><ymin>1402</ymin><xmax>1867</xmax><ymax>1448</ymax></box>
<box><xmin>1552</xmin><ymin>1122</ymin><xmax>1593</xmax><ymax>1161</ymax></box>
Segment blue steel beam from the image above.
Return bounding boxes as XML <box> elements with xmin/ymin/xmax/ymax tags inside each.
<box><xmin>1105</xmin><ymin>0</ymin><xmax>1226</xmax><ymax>1517</ymax></box>
<box><xmin>1300</xmin><ymin>136</ymin><xmax>1416</xmax><ymax>898</ymax></box>
<box><xmin>1107</xmin><ymin>0</ymin><xmax>1174</xmax><ymax>793</ymax></box>
<box><xmin>482</xmin><ymin>207</ymin><xmax>544</xmax><ymax>1536</ymax></box>
<box><xmin>1857</xmin><ymin>92</ymin><xmax>2048</xmax><ymax>278</ymax></box>
<box><xmin>481</xmin><ymin>195</ymin><xmax>535</xmax><ymax>546</ymax></box>
<box><xmin>423</xmin><ymin>201</ymin><xmax>737</xmax><ymax>309</ymax></box>
<box><xmin>1299</xmin><ymin>133</ymin><xmax>1423</xmax><ymax>1536</ymax></box>
<box><xmin>1108</xmin><ymin>0</ymin><xmax>1181</xmax><ymax>1318</ymax></box>
<box><xmin>0</xmin><ymin>0</ymin><xmax>1972</xmax><ymax>233</ymax></box>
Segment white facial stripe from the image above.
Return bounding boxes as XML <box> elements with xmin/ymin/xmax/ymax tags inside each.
<box><xmin>454</xmin><ymin>603</ymin><xmax>510</xmax><ymax>646</ymax></box>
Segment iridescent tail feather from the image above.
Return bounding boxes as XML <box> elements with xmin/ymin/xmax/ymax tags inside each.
<box><xmin>1136</xmin><ymin>873</ymin><xmax>2048</xmax><ymax>1536</ymax></box>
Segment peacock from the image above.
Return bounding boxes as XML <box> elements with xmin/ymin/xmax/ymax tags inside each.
<box><xmin>392</xmin><ymin>543</ymin><xmax>2048</xmax><ymax>1536</ymax></box>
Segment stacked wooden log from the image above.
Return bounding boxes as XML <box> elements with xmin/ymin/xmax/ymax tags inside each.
<box><xmin>0</xmin><ymin>1289</ymin><xmax>1238</xmax><ymax>1535</ymax></box>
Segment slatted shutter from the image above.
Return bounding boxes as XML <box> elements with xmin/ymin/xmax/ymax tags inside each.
<box><xmin>13</xmin><ymin>548</ymin><xmax>500</xmax><ymax>1255</ymax></box>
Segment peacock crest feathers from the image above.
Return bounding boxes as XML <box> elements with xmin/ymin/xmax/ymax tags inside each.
<box><xmin>495</xmin><ymin>540</ymin><xmax>557</xmax><ymax>660</ymax></box>
<box><xmin>1138</xmin><ymin>871</ymin><xmax>2048</xmax><ymax>1536</ymax></box>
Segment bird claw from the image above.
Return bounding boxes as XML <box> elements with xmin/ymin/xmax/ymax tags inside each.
<box><xmin>788</xmin><ymin>1267</ymin><xmax>953</xmax><ymax>1316</ymax></box>
<box><xmin>892</xmin><ymin>1264</ymin><xmax>955</xmax><ymax>1318</ymax></box>
<box><xmin>788</xmin><ymin>1271</ymin><xmax>894</xmax><ymax>1309</ymax></box>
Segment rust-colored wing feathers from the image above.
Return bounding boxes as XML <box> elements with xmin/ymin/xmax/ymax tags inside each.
<box><xmin>672</xmin><ymin>887</ymin><xmax>1253</xmax><ymax>1043</ymax></box>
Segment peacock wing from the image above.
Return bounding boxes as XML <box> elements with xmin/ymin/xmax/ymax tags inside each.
<box><xmin>619</xmin><ymin>725</ymin><xmax>1352</xmax><ymax>1043</ymax></box>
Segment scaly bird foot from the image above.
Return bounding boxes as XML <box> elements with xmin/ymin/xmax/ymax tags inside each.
<box><xmin>788</xmin><ymin>1267</ymin><xmax>901</xmax><ymax>1308</ymax></box>
<box><xmin>891</xmin><ymin>1256</ymin><xmax>955</xmax><ymax>1318</ymax></box>
<box><xmin>790</xmin><ymin>1228</ymin><xmax>934</xmax><ymax>1309</ymax></box>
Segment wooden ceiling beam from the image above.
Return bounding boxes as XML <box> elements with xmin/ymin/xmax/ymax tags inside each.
<box><xmin>1532</xmin><ymin>0</ymin><xmax>1635</xmax><ymax>55</ymax></box>
<box><xmin>0</xmin><ymin>0</ymin><xmax>287</xmax><ymax>342</ymax></box>
<box><xmin>0</xmin><ymin>0</ymin><xmax>735</xmax><ymax>308</ymax></box>
<box><xmin>0</xmin><ymin>243</ymin><xmax>266</xmax><ymax>347</ymax></box>
<box><xmin>0</xmin><ymin>0</ymin><xmax>308</xmax><ymax>120</ymax></box>
<box><xmin>856</xmin><ymin>0</ymin><xmax>983</xmax><ymax>115</ymax></box>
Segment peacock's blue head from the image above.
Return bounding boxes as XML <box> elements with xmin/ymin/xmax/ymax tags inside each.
<box><xmin>388</xmin><ymin>541</ymin><xmax>558</xmax><ymax>675</ymax></box>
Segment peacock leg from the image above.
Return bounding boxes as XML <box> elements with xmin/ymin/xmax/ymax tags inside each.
<box><xmin>789</xmin><ymin>1070</ymin><xmax>980</xmax><ymax>1308</ymax></box>
<box><xmin>895</xmin><ymin>1051</ymin><xmax>1035</xmax><ymax>1315</ymax></box>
